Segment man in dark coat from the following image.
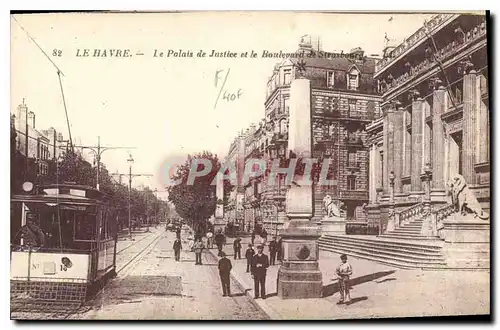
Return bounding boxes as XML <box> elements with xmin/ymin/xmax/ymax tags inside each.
<box><xmin>251</xmin><ymin>245</ymin><xmax>269</xmax><ymax>299</ymax></box>
<box><xmin>218</xmin><ymin>252</ymin><xmax>232</xmax><ymax>297</ymax></box>
<box><xmin>215</xmin><ymin>230</ymin><xmax>225</xmax><ymax>257</ymax></box>
<box><xmin>233</xmin><ymin>237</ymin><xmax>242</xmax><ymax>260</ymax></box>
<box><xmin>268</xmin><ymin>236</ymin><xmax>277</xmax><ymax>265</ymax></box>
<box><xmin>245</xmin><ymin>244</ymin><xmax>255</xmax><ymax>273</ymax></box>
<box><xmin>173</xmin><ymin>237</ymin><xmax>182</xmax><ymax>261</ymax></box>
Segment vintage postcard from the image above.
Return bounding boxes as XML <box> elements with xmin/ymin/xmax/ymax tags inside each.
<box><xmin>10</xmin><ymin>11</ymin><xmax>490</xmax><ymax>320</ymax></box>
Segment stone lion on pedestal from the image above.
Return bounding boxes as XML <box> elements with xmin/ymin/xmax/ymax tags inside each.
<box><xmin>447</xmin><ymin>174</ymin><xmax>489</xmax><ymax>220</ymax></box>
<box><xmin>323</xmin><ymin>195</ymin><xmax>341</xmax><ymax>218</ymax></box>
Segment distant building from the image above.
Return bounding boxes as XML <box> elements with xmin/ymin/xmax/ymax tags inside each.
<box><xmin>12</xmin><ymin>101</ymin><xmax>66</xmax><ymax>181</ymax></box>
<box><xmin>225</xmin><ymin>36</ymin><xmax>381</xmax><ymax>234</ymax></box>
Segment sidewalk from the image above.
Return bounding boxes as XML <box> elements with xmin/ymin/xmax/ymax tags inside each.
<box><xmin>213</xmin><ymin>236</ymin><xmax>490</xmax><ymax>320</ymax></box>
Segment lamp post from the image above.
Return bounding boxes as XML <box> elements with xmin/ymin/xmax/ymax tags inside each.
<box><xmin>154</xmin><ymin>188</ymin><xmax>158</xmax><ymax>227</ymax></box>
<box><xmin>421</xmin><ymin>163</ymin><xmax>433</xmax><ymax>213</ymax></box>
<box><xmin>127</xmin><ymin>154</ymin><xmax>134</xmax><ymax>239</ymax></box>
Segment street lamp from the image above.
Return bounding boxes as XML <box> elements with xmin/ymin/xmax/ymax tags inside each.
<box><xmin>127</xmin><ymin>154</ymin><xmax>134</xmax><ymax>239</ymax></box>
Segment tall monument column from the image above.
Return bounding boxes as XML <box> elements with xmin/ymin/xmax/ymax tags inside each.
<box><xmin>213</xmin><ymin>172</ymin><xmax>225</xmax><ymax>233</ymax></box>
<box><xmin>431</xmin><ymin>79</ymin><xmax>447</xmax><ymax>190</ymax></box>
<box><xmin>462</xmin><ymin>64</ymin><xmax>477</xmax><ymax>184</ymax></box>
<box><xmin>411</xmin><ymin>95</ymin><xmax>424</xmax><ymax>191</ymax></box>
<box><xmin>277</xmin><ymin>76</ymin><xmax>323</xmax><ymax>299</ymax></box>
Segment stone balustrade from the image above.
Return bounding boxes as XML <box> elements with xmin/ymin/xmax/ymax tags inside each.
<box><xmin>380</xmin><ymin>18</ymin><xmax>486</xmax><ymax>95</ymax></box>
<box><xmin>396</xmin><ymin>202</ymin><xmax>424</xmax><ymax>227</ymax></box>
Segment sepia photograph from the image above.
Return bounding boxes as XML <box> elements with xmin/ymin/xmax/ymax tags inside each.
<box><xmin>9</xmin><ymin>11</ymin><xmax>490</xmax><ymax>320</ymax></box>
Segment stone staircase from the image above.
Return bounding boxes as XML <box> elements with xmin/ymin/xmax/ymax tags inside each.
<box><xmin>318</xmin><ymin>202</ymin><xmax>450</xmax><ymax>270</ymax></box>
<box><xmin>318</xmin><ymin>234</ymin><xmax>446</xmax><ymax>270</ymax></box>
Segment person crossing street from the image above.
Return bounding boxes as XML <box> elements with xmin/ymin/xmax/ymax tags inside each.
<box><xmin>233</xmin><ymin>237</ymin><xmax>242</xmax><ymax>260</ymax></box>
<box><xmin>268</xmin><ymin>236</ymin><xmax>277</xmax><ymax>265</ymax></box>
<box><xmin>173</xmin><ymin>237</ymin><xmax>182</xmax><ymax>261</ymax></box>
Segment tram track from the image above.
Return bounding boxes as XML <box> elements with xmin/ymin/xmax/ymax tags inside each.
<box><xmin>12</xmin><ymin>230</ymin><xmax>165</xmax><ymax>320</ymax></box>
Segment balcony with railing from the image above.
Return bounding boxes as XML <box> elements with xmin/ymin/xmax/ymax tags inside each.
<box><xmin>375</xmin><ymin>13</ymin><xmax>456</xmax><ymax>73</ymax></box>
<box><xmin>379</xmin><ymin>18</ymin><xmax>487</xmax><ymax>96</ymax></box>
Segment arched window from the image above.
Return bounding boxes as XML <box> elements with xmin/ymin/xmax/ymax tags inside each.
<box><xmin>347</xmin><ymin>67</ymin><xmax>360</xmax><ymax>91</ymax></box>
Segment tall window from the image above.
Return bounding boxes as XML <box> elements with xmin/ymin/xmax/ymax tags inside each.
<box><xmin>284</xmin><ymin>69</ymin><xmax>291</xmax><ymax>85</ymax></box>
<box><xmin>348</xmin><ymin>151</ymin><xmax>357</xmax><ymax>167</ymax></box>
<box><xmin>347</xmin><ymin>175</ymin><xmax>356</xmax><ymax>190</ymax></box>
<box><xmin>348</xmin><ymin>69</ymin><xmax>359</xmax><ymax>91</ymax></box>
<box><xmin>326</xmin><ymin>71</ymin><xmax>334</xmax><ymax>88</ymax></box>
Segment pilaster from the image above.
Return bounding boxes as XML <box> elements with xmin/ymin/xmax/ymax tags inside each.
<box><xmin>431</xmin><ymin>80</ymin><xmax>447</xmax><ymax>190</ymax></box>
<box><xmin>411</xmin><ymin>95</ymin><xmax>423</xmax><ymax>190</ymax></box>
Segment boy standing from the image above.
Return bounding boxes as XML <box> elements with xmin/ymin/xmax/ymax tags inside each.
<box><xmin>193</xmin><ymin>238</ymin><xmax>205</xmax><ymax>265</ymax></box>
<box><xmin>336</xmin><ymin>254</ymin><xmax>353</xmax><ymax>304</ymax></box>
<box><xmin>245</xmin><ymin>244</ymin><xmax>255</xmax><ymax>273</ymax></box>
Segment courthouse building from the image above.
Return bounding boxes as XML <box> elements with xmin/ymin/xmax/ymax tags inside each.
<box><xmin>366</xmin><ymin>13</ymin><xmax>489</xmax><ymax>232</ymax></box>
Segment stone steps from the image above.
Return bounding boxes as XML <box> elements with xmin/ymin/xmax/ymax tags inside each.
<box><xmin>319</xmin><ymin>235</ymin><xmax>447</xmax><ymax>270</ymax></box>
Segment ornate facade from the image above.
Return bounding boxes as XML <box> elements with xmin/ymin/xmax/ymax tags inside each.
<box><xmin>367</xmin><ymin>13</ymin><xmax>489</xmax><ymax>233</ymax></box>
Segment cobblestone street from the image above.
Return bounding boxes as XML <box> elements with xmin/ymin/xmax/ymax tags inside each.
<box><xmin>75</xmin><ymin>229</ymin><xmax>268</xmax><ymax>320</ymax></box>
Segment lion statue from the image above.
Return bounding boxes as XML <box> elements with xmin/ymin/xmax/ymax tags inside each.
<box><xmin>447</xmin><ymin>174</ymin><xmax>489</xmax><ymax>220</ymax></box>
<box><xmin>323</xmin><ymin>195</ymin><xmax>341</xmax><ymax>218</ymax></box>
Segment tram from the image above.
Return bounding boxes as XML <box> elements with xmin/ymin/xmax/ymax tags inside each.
<box><xmin>10</xmin><ymin>182</ymin><xmax>118</xmax><ymax>308</ymax></box>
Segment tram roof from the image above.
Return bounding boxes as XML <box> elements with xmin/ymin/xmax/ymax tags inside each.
<box><xmin>11</xmin><ymin>193</ymin><xmax>102</xmax><ymax>205</ymax></box>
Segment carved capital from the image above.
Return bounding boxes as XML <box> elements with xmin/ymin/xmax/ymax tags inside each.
<box><xmin>429</xmin><ymin>76</ymin><xmax>443</xmax><ymax>90</ymax></box>
<box><xmin>408</xmin><ymin>89</ymin><xmax>421</xmax><ymax>101</ymax></box>
<box><xmin>458</xmin><ymin>56</ymin><xmax>475</xmax><ymax>75</ymax></box>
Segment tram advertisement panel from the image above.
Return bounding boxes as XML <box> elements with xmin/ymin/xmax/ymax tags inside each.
<box><xmin>11</xmin><ymin>252</ymin><xmax>90</xmax><ymax>283</ymax></box>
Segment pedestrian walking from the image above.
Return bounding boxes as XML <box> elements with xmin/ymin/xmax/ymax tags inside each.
<box><xmin>336</xmin><ymin>254</ymin><xmax>353</xmax><ymax>304</ymax></box>
<box><xmin>215</xmin><ymin>230</ymin><xmax>225</xmax><ymax>257</ymax></box>
<box><xmin>206</xmin><ymin>231</ymin><xmax>214</xmax><ymax>249</ymax></box>
<box><xmin>218</xmin><ymin>252</ymin><xmax>232</xmax><ymax>297</ymax></box>
<box><xmin>277</xmin><ymin>237</ymin><xmax>283</xmax><ymax>263</ymax></box>
<box><xmin>193</xmin><ymin>238</ymin><xmax>205</xmax><ymax>265</ymax></box>
<box><xmin>251</xmin><ymin>245</ymin><xmax>269</xmax><ymax>299</ymax></box>
<box><xmin>261</xmin><ymin>229</ymin><xmax>268</xmax><ymax>246</ymax></box>
<box><xmin>233</xmin><ymin>237</ymin><xmax>242</xmax><ymax>259</ymax></box>
<box><xmin>173</xmin><ymin>237</ymin><xmax>182</xmax><ymax>261</ymax></box>
<box><xmin>245</xmin><ymin>244</ymin><xmax>255</xmax><ymax>273</ymax></box>
<box><xmin>251</xmin><ymin>231</ymin><xmax>256</xmax><ymax>246</ymax></box>
<box><xmin>268</xmin><ymin>236</ymin><xmax>277</xmax><ymax>265</ymax></box>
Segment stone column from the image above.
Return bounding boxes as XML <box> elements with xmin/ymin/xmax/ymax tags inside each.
<box><xmin>462</xmin><ymin>66</ymin><xmax>477</xmax><ymax>184</ymax></box>
<box><xmin>403</xmin><ymin>111</ymin><xmax>412</xmax><ymax>179</ymax></box>
<box><xmin>393</xmin><ymin>107</ymin><xmax>404</xmax><ymax>193</ymax></box>
<box><xmin>477</xmin><ymin>72</ymin><xmax>489</xmax><ymax>164</ymax></box>
<box><xmin>277</xmin><ymin>77</ymin><xmax>322</xmax><ymax>299</ymax></box>
<box><xmin>385</xmin><ymin>105</ymin><xmax>395</xmax><ymax>194</ymax></box>
<box><xmin>432</xmin><ymin>82</ymin><xmax>447</xmax><ymax>190</ymax></box>
<box><xmin>382</xmin><ymin>112</ymin><xmax>389</xmax><ymax>192</ymax></box>
<box><xmin>369</xmin><ymin>143</ymin><xmax>376</xmax><ymax>204</ymax></box>
<box><xmin>411</xmin><ymin>96</ymin><xmax>424</xmax><ymax>191</ymax></box>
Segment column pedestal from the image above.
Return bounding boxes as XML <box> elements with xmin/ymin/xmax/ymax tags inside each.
<box><xmin>277</xmin><ymin>220</ymin><xmax>323</xmax><ymax>299</ymax></box>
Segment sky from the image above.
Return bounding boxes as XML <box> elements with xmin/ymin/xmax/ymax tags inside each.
<box><xmin>10</xmin><ymin>11</ymin><xmax>434</xmax><ymax>196</ymax></box>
